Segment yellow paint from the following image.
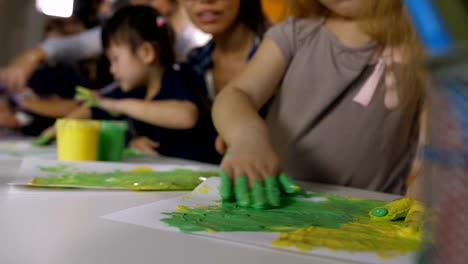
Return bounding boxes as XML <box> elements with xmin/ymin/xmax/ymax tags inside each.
<box><xmin>398</xmin><ymin>201</ymin><xmax>424</xmax><ymax>239</ymax></box>
<box><xmin>194</xmin><ymin>204</ymin><xmax>211</xmax><ymax>210</ymax></box>
<box><xmin>182</xmin><ymin>194</ymin><xmax>193</xmax><ymax>201</ymax></box>
<box><xmin>164</xmin><ymin>193</ymin><xmax>421</xmax><ymax>258</ymax></box>
<box><xmin>130</xmin><ymin>167</ymin><xmax>154</xmax><ymax>172</ymax></box>
<box><xmin>272</xmin><ymin>221</ymin><xmax>421</xmax><ymax>258</ymax></box>
<box><xmin>56</xmin><ymin>119</ymin><xmax>100</xmax><ymax>161</ymax></box>
<box><xmin>198</xmin><ymin>185</ymin><xmax>212</xmax><ymax>194</ymax></box>
<box><xmin>176</xmin><ymin>205</ymin><xmax>190</xmax><ymax>212</ymax></box>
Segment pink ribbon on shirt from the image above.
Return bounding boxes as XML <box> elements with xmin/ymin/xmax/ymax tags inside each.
<box><xmin>353</xmin><ymin>48</ymin><xmax>402</xmax><ymax>110</ymax></box>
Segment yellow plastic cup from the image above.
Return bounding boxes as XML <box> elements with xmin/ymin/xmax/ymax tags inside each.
<box><xmin>56</xmin><ymin>119</ymin><xmax>101</xmax><ymax>161</ymax></box>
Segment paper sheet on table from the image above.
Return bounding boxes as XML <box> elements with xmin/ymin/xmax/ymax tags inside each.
<box><xmin>9</xmin><ymin>157</ymin><xmax>218</xmax><ymax>190</ymax></box>
<box><xmin>0</xmin><ymin>139</ymin><xmax>56</xmax><ymax>160</ymax></box>
<box><xmin>103</xmin><ymin>177</ymin><xmax>417</xmax><ymax>264</ymax></box>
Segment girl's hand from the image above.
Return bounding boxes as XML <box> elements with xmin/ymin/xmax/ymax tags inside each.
<box><xmin>96</xmin><ymin>97</ymin><xmax>123</xmax><ymax>114</ymax></box>
<box><xmin>219</xmin><ymin>136</ymin><xmax>305</xmax><ymax>209</ymax></box>
<box><xmin>33</xmin><ymin>126</ymin><xmax>57</xmax><ymax>146</ymax></box>
<box><xmin>129</xmin><ymin>136</ymin><xmax>160</xmax><ymax>156</ymax></box>
<box><xmin>215</xmin><ymin>135</ymin><xmax>227</xmax><ymax>155</ymax></box>
<box><xmin>42</xmin><ymin>125</ymin><xmax>57</xmax><ymax>137</ymax></box>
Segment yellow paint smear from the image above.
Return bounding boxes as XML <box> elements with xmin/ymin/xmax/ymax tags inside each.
<box><xmin>272</xmin><ymin>221</ymin><xmax>420</xmax><ymax>258</ymax></box>
<box><xmin>198</xmin><ymin>185</ymin><xmax>212</xmax><ymax>194</ymax></box>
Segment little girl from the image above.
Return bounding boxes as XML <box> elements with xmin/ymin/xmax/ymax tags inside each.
<box><xmin>50</xmin><ymin>5</ymin><xmax>221</xmax><ymax>164</ymax></box>
<box><xmin>213</xmin><ymin>0</ymin><xmax>426</xmax><ymax>207</ymax></box>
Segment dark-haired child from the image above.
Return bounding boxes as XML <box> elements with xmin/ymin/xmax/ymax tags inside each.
<box><xmin>45</xmin><ymin>5</ymin><xmax>220</xmax><ymax>164</ymax></box>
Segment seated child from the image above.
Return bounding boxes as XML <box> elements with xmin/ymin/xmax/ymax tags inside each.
<box><xmin>213</xmin><ymin>0</ymin><xmax>426</xmax><ymax>207</ymax></box>
<box><xmin>43</xmin><ymin>5</ymin><xmax>220</xmax><ymax>164</ymax></box>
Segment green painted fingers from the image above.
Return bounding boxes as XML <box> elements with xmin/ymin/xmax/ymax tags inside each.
<box><xmin>220</xmin><ymin>171</ymin><xmax>233</xmax><ymax>201</ymax></box>
<box><xmin>252</xmin><ymin>180</ymin><xmax>267</xmax><ymax>209</ymax></box>
<box><xmin>220</xmin><ymin>172</ymin><xmax>304</xmax><ymax>209</ymax></box>
<box><xmin>265</xmin><ymin>177</ymin><xmax>281</xmax><ymax>207</ymax></box>
<box><xmin>235</xmin><ymin>175</ymin><xmax>251</xmax><ymax>207</ymax></box>
<box><xmin>278</xmin><ymin>174</ymin><xmax>306</xmax><ymax>196</ymax></box>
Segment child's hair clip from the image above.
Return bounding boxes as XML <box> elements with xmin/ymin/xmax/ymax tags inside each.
<box><xmin>156</xmin><ymin>16</ymin><xmax>166</xmax><ymax>28</ymax></box>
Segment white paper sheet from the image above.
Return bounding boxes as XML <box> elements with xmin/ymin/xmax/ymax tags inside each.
<box><xmin>103</xmin><ymin>177</ymin><xmax>417</xmax><ymax>264</ymax></box>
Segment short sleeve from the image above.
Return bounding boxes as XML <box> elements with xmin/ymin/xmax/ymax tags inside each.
<box><xmin>265</xmin><ymin>17</ymin><xmax>298</xmax><ymax>63</ymax></box>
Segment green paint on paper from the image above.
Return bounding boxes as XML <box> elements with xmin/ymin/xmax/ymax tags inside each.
<box><xmin>162</xmin><ymin>194</ymin><xmax>385</xmax><ymax>233</ymax></box>
<box><xmin>7</xmin><ymin>151</ymin><xmax>22</xmax><ymax>157</ymax></box>
<box><xmin>161</xmin><ymin>193</ymin><xmax>421</xmax><ymax>256</ymax></box>
<box><xmin>29</xmin><ymin>169</ymin><xmax>218</xmax><ymax>191</ymax></box>
<box><xmin>39</xmin><ymin>164</ymin><xmax>79</xmax><ymax>174</ymax></box>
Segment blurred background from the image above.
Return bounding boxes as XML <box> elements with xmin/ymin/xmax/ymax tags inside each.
<box><xmin>0</xmin><ymin>0</ymin><xmax>45</xmax><ymax>65</ymax></box>
<box><xmin>0</xmin><ymin>0</ymin><xmax>288</xmax><ymax>65</ymax></box>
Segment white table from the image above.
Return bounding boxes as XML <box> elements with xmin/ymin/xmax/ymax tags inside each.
<box><xmin>0</xmin><ymin>141</ymin><xmax>400</xmax><ymax>264</ymax></box>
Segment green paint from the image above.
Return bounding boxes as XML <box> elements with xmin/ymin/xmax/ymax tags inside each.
<box><xmin>371</xmin><ymin>208</ymin><xmax>389</xmax><ymax>217</ymax></box>
<box><xmin>235</xmin><ymin>175</ymin><xmax>250</xmax><ymax>207</ymax></box>
<box><xmin>97</xmin><ymin>121</ymin><xmax>128</xmax><ymax>161</ymax></box>
<box><xmin>33</xmin><ymin>134</ymin><xmax>56</xmax><ymax>146</ymax></box>
<box><xmin>252</xmin><ymin>180</ymin><xmax>267</xmax><ymax>209</ymax></box>
<box><xmin>75</xmin><ymin>86</ymin><xmax>119</xmax><ymax>116</ymax></box>
<box><xmin>7</xmin><ymin>151</ymin><xmax>22</xmax><ymax>157</ymax></box>
<box><xmin>220</xmin><ymin>171</ymin><xmax>233</xmax><ymax>201</ymax></box>
<box><xmin>265</xmin><ymin>177</ymin><xmax>281</xmax><ymax>207</ymax></box>
<box><xmin>75</xmin><ymin>86</ymin><xmax>99</xmax><ymax>108</ymax></box>
<box><xmin>162</xmin><ymin>194</ymin><xmax>387</xmax><ymax>233</ymax></box>
<box><xmin>29</xmin><ymin>169</ymin><xmax>218</xmax><ymax>191</ymax></box>
<box><xmin>39</xmin><ymin>164</ymin><xmax>79</xmax><ymax>174</ymax></box>
<box><xmin>161</xmin><ymin>193</ymin><xmax>421</xmax><ymax>255</ymax></box>
<box><xmin>278</xmin><ymin>174</ymin><xmax>305</xmax><ymax>195</ymax></box>
<box><xmin>122</xmin><ymin>148</ymin><xmax>147</xmax><ymax>158</ymax></box>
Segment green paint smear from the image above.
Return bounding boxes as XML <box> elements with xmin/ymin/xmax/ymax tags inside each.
<box><xmin>7</xmin><ymin>151</ymin><xmax>22</xmax><ymax>157</ymax></box>
<box><xmin>39</xmin><ymin>164</ymin><xmax>79</xmax><ymax>173</ymax></box>
<box><xmin>162</xmin><ymin>194</ymin><xmax>385</xmax><ymax>232</ymax></box>
<box><xmin>161</xmin><ymin>194</ymin><xmax>421</xmax><ymax>256</ymax></box>
<box><xmin>29</xmin><ymin>169</ymin><xmax>218</xmax><ymax>191</ymax></box>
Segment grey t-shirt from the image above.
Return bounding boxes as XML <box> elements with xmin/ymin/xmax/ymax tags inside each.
<box><xmin>265</xmin><ymin>17</ymin><xmax>420</xmax><ymax>194</ymax></box>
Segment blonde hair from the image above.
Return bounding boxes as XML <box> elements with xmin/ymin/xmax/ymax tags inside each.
<box><xmin>288</xmin><ymin>0</ymin><xmax>427</xmax><ymax>111</ymax></box>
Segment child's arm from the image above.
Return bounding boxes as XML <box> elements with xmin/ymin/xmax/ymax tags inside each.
<box><xmin>0</xmin><ymin>48</ymin><xmax>45</xmax><ymax>93</ymax></box>
<box><xmin>129</xmin><ymin>136</ymin><xmax>160</xmax><ymax>156</ymax></box>
<box><xmin>19</xmin><ymin>98</ymin><xmax>80</xmax><ymax>118</ymax></box>
<box><xmin>39</xmin><ymin>106</ymin><xmax>92</xmax><ymax>136</ymax></box>
<box><xmin>212</xmin><ymin>38</ymin><xmax>290</xmax><ymax>207</ymax></box>
<box><xmin>0</xmin><ymin>103</ymin><xmax>20</xmax><ymax>128</ymax></box>
<box><xmin>97</xmin><ymin>98</ymin><xmax>199</xmax><ymax>130</ymax></box>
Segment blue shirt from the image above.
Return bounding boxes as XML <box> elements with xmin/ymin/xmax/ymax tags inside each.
<box><xmin>91</xmin><ymin>67</ymin><xmax>221</xmax><ymax>164</ymax></box>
